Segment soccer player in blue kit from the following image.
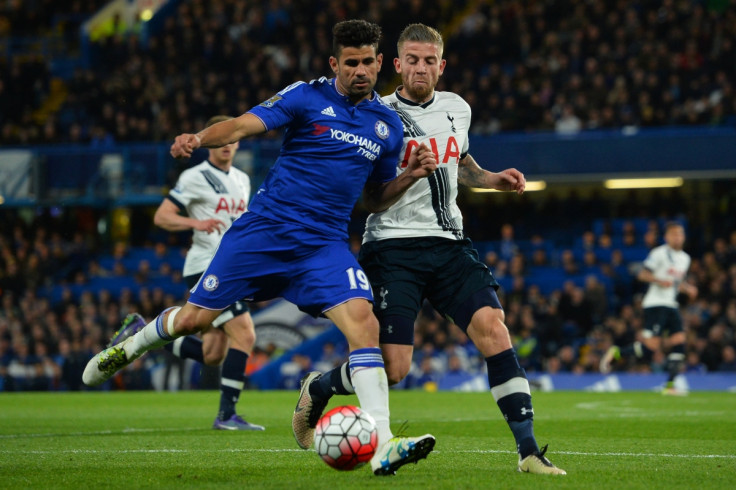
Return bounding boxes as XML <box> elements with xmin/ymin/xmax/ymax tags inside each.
<box><xmin>83</xmin><ymin>20</ymin><xmax>438</xmax><ymax>475</ymax></box>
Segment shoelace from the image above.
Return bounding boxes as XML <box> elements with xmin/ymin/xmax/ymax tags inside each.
<box><xmin>393</xmin><ymin>420</ymin><xmax>410</xmax><ymax>438</ymax></box>
<box><xmin>538</xmin><ymin>444</ymin><xmax>549</xmax><ymax>458</ymax></box>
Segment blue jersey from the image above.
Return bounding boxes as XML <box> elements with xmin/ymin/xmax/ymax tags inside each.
<box><xmin>247</xmin><ymin>78</ymin><xmax>403</xmax><ymax>240</ymax></box>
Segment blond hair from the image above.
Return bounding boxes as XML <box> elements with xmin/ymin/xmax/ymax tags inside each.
<box><xmin>397</xmin><ymin>23</ymin><xmax>443</xmax><ymax>57</ymax></box>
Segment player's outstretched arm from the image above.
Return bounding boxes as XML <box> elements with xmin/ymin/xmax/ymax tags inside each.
<box><xmin>170</xmin><ymin>113</ymin><xmax>267</xmax><ymax>159</ymax></box>
<box><xmin>363</xmin><ymin>143</ymin><xmax>438</xmax><ymax>213</ymax></box>
<box><xmin>153</xmin><ymin>198</ymin><xmax>226</xmax><ymax>234</ymax></box>
<box><xmin>458</xmin><ymin>154</ymin><xmax>525</xmax><ymax>194</ymax></box>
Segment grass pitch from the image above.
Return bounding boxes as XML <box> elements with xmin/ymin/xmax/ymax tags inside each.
<box><xmin>1</xmin><ymin>390</ymin><xmax>735</xmax><ymax>489</ymax></box>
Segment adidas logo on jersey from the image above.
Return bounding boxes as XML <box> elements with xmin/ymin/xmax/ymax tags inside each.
<box><xmin>321</xmin><ymin>106</ymin><xmax>337</xmax><ymax>117</ymax></box>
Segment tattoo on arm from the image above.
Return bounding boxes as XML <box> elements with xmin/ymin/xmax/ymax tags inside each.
<box><xmin>458</xmin><ymin>154</ymin><xmax>487</xmax><ymax>187</ymax></box>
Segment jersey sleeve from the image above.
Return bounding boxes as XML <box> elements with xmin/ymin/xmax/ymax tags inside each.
<box><xmin>247</xmin><ymin>81</ymin><xmax>306</xmax><ymax>131</ymax></box>
<box><xmin>461</xmin><ymin>99</ymin><xmax>471</xmax><ymax>156</ymax></box>
<box><xmin>642</xmin><ymin>247</ymin><xmax>661</xmax><ymax>272</ymax></box>
<box><xmin>168</xmin><ymin>169</ymin><xmax>200</xmax><ymax>211</ymax></box>
<box><xmin>367</xmin><ymin>117</ymin><xmax>403</xmax><ymax>183</ymax></box>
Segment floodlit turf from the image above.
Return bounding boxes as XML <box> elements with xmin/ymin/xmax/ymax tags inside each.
<box><xmin>1</xmin><ymin>390</ymin><xmax>735</xmax><ymax>489</ymax></box>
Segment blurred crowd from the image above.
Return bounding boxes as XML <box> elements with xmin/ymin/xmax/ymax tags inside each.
<box><xmin>2</xmin><ymin>0</ymin><xmax>735</xmax><ymax>390</ymax></box>
<box><xmin>1</xmin><ymin>188</ymin><xmax>735</xmax><ymax>391</ymax></box>
<box><xmin>2</xmin><ymin>0</ymin><xmax>735</xmax><ymax>145</ymax></box>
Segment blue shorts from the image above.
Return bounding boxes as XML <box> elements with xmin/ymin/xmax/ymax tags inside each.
<box><xmin>188</xmin><ymin>212</ymin><xmax>373</xmax><ymax>317</ymax></box>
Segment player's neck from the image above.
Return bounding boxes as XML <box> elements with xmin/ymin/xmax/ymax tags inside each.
<box><xmin>208</xmin><ymin>160</ymin><xmax>232</xmax><ymax>173</ymax></box>
<box><xmin>334</xmin><ymin>80</ymin><xmax>373</xmax><ymax>105</ymax></box>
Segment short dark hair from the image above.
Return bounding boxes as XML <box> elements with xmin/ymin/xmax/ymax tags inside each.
<box><xmin>332</xmin><ymin>20</ymin><xmax>382</xmax><ymax>57</ymax></box>
<box><xmin>205</xmin><ymin>115</ymin><xmax>232</xmax><ymax>128</ymax></box>
<box><xmin>664</xmin><ymin>221</ymin><xmax>684</xmax><ymax>233</ymax></box>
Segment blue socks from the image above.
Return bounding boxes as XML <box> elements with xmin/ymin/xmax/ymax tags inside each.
<box><xmin>486</xmin><ymin>349</ymin><xmax>539</xmax><ymax>458</ymax></box>
<box><xmin>218</xmin><ymin>349</ymin><xmax>248</xmax><ymax>420</ymax></box>
<box><xmin>309</xmin><ymin>361</ymin><xmax>354</xmax><ymax>400</ymax></box>
<box><xmin>164</xmin><ymin>336</ymin><xmax>204</xmax><ymax>363</ymax></box>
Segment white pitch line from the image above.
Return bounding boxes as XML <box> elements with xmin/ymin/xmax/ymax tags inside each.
<box><xmin>0</xmin><ymin>427</ymin><xmax>204</xmax><ymax>439</ymax></box>
<box><xmin>0</xmin><ymin>446</ymin><xmax>734</xmax><ymax>460</ymax></box>
<box><xmin>452</xmin><ymin>449</ymin><xmax>736</xmax><ymax>459</ymax></box>
<box><xmin>0</xmin><ymin>448</ymin><xmax>305</xmax><ymax>454</ymax></box>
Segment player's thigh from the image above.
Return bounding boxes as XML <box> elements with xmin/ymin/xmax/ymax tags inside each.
<box><xmin>324</xmin><ymin>298</ymin><xmax>379</xmax><ymax>350</ymax></box>
<box><xmin>643</xmin><ymin>306</ymin><xmax>677</xmax><ymax>338</ymax></box>
<box><xmin>284</xmin><ymin>240</ymin><xmax>375</xmax><ymax>319</ymax></box>
<box><xmin>359</xmin><ymin>239</ymin><xmax>428</xmax><ymax>344</ymax></box>
<box><xmin>663</xmin><ymin>307</ymin><xmax>684</xmax><ymax>336</ymax></box>
<box><xmin>188</xmin><ymin>213</ymin><xmax>295</xmax><ymax>310</ymax></box>
<box><xmin>425</xmin><ymin>238</ymin><xmax>499</xmax><ymax>326</ymax></box>
<box><xmin>381</xmin><ymin>343</ymin><xmax>414</xmax><ymax>385</ymax></box>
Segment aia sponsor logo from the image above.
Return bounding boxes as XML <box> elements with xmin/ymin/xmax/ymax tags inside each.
<box><xmin>215</xmin><ymin>198</ymin><xmax>247</xmax><ymax>215</ymax></box>
<box><xmin>400</xmin><ymin>137</ymin><xmax>460</xmax><ymax>168</ymax></box>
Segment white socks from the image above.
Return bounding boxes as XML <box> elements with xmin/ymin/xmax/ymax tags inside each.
<box><xmin>349</xmin><ymin>347</ymin><xmax>393</xmax><ymax>447</ymax></box>
<box><xmin>123</xmin><ymin>307</ymin><xmax>181</xmax><ymax>358</ymax></box>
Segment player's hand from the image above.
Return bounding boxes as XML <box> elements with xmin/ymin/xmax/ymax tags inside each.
<box><xmin>194</xmin><ymin>218</ymin><xmax>226</xmax><ymax>234</ymax></box>
<box><xmin>406</xmin><ymin>143</ymin><xmax>438</xmax><ymax>178</ymax></box>
<box><xmin>170</xmin><ymin>133</ymin><xmax>201</xmax><ymax>159</ymax></box>
<box><xmin>495</xmin><ymin>168</ymin><xmax>526</xmax><ymax>194</ymax></box>
<box><xmin>680</xmin><ymin>282</ymin><xmax>698</xmax><ymax>299</ymax></box>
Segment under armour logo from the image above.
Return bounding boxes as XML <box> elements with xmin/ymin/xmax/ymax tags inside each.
<box><xmin>447</xmin><ymin>112</ymin><xmax>456</xmax><ymax>133</ymax></box>
<box><xmin>386</xmin><ymin>324</ymin><xmax>394</xmax><ymax>334</ymax></box>
<box><xmin>379</xmin><ymin>287</ymin><xmax>389</xmax><ymax>309</ymax></box>
<box><xmin>521</xmin><ymin>407</ymin><xmax>534</xmax><ymax>416</ymax></box>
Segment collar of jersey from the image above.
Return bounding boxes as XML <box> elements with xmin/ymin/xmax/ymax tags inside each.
<box><xmin>205</xmin><ymin>160</ymin><xmax>229</xmax><ymax>175</ymax></box>
<box><xmin>394</xmin><ymin>87</ymin><xmax>435</xmax><ymax>108</ymax></box>
<box><xmin>331</xmin><ymin>78</ymin><xmax>377</xmax><ymax>105</ymax></box>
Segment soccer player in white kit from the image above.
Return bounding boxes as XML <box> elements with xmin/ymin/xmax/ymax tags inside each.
<box><xmin>293</xmin><ymin>23</ymin><xmax>566</xmax><ymax>475</ymax></box>
<box><xmin>109</xmin><ymin>115</ymin><xmax>264</xmax><ymax>430</ymax></box>
<box><xmin>601</xmin><ymin>222</ymin><xmax>697</xmax><ymax>394</ymax></box>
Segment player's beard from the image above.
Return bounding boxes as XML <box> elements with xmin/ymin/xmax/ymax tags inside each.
<box><xmin>404</xmin><ymin>79</ymin><xmax>434</xmax><ymax>103</ymax></box>
<box><xmin>349</xmin><ymin>77</ymin><xmax>373</xmax><ymax>99</ymax></box>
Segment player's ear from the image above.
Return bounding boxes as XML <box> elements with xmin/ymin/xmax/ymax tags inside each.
<box><xmin>376</xmin><ymin>52</ymin><xmax>383</xmax><ymax>71</ymax></box>
<box><xmin>329</xmin><ymin>56</ymin><xmax>339</xmax><ymax>75</ymax></box>
<box><xmin>438</xmin><ymin>59</ymin><xmax>447</xmax><ymax>76</ymax></box>
<box><xmin>393</xmin><ymin>57</ymin><xmax>401</xmax><ymax>73</ymax></box>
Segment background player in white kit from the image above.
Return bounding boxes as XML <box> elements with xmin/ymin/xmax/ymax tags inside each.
<box><xmin>293</xmin><ymin>23</ymin><xmax>566</xmax><ymax>475</ymax></box>
<box><xmin>601</xmin><ymin>222</ymin><xmax>697</xmax><ymax>395</ymax></box>
<box><xmin>109</xmin><ymin>115</ymin><xmax>264</xmax><ymax>430</ymax></box>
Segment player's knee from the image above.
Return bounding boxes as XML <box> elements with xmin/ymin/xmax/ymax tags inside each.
<box><xmin>454</xmin><ymin>287</ymin><xmax>504</xmax><ymax>333</ymax></box>
<box><xmin>203</xmin><ymin>350</ymin><xmax>225</xmax><ymax>366</ymax></box>
<box><xmin>469</xmin><ymin>307</ymin><xmax>508</xmax><ymax>338</ymax></box>
<box><xmin>174</xmin><ymin>310</ymin><xmax>203</xmax><ymax>336</ymax></box>
<box><xmin>384</xmin><ymin>359</ymin><xmax>410</xmax><ymax>386</ymax></box>
<box><xmin>225</xmin><ymin>317</ymin><xmax>256</xmax><ymax>352</ymax></box>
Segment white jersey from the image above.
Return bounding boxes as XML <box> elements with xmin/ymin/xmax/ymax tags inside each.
<box><xmin>641</xmin><ymin>244</ymin><xmax>691</xmax><ymax>308</ymax></box>
<box><xmin>363</xmin><ymin>89</ymin><xmax>471</xmax><ymax>243</ymax></box>
<box><xmin>168</xmin><ymin>160</ymin><xmax>251</xmax><ymax>277</ymax></box>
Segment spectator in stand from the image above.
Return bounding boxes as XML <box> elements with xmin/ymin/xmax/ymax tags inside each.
<box><xmin>7</xmin><ymin>2</ymin><xmax>734</xmax><ymax>145</ymax></box>
<box><xmin>719</xmin><ymin>345</ymin><xmax>736</xmax><ymax>372</ymax></box>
